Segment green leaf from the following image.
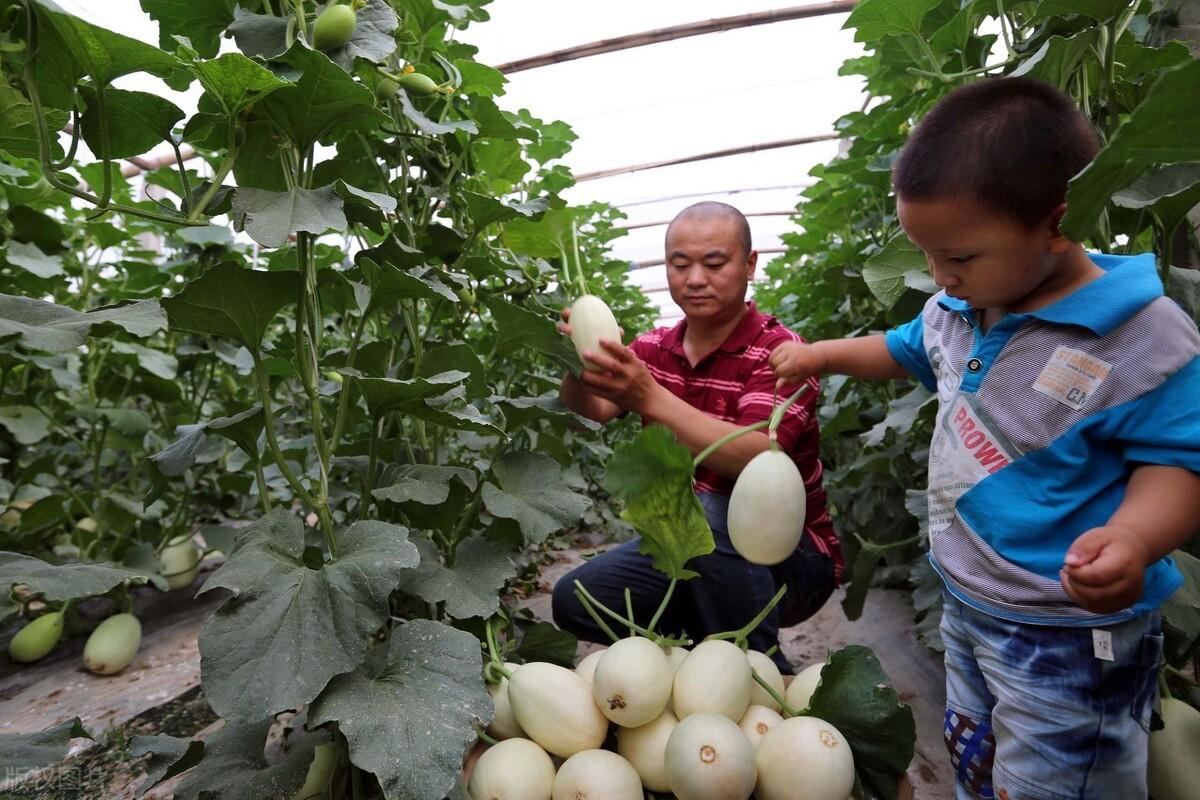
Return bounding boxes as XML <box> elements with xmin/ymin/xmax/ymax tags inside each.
<box><xmin>396</xmin><ymin>89</ymin><xmax>477</xmax><ymax>136</ymax></box>
<box><xmin>31</xmin><ymin>0</ymin><xmax>182</xmax><ymax>90</ymax></box>
<box><xmin>190</xmin><ymin>52</ymin><xmax>291</xmax><ymax>117</ymax></box>
<box><xmin>149</xmin><ymin>406</ymin><xmax>264</xmax><ymax>485</ymax></box>
<box><xmin>1063</xmin><ymin>60</ymin><xmax>1200</xmax><ymax>242</ymax></box>
<box><xmin>1162</xmin><ymin>549</ymin><xmax>1200</xmax><ymax>667</ymax></box>
<box><xmin>911</xmin><ymin>555</ymin><xmax>945</xmax><ymax>653</ymax></box>
<box><xmin>461</xmin><ymin>192</ymin><xmax>548</xmax><ymax>230</ymax></box>
<box><xmin>325</xmin><ymin>0</ymin><xmax>399</xmax><ymax>71</ymax></box>
<box><xmin>862</xmin><ymin>236</ymin><xmax>937</xmax><ymax>307</ymax></box>
<box><xmin>140</xmin><ymin>0</ymin><xmax>237</xmax><ymax>58</ymax></box>
<box><xmin>111</xmin><ymin>340</ymin><xmax>178</xmax><ymax>380</ymax></box>
<box><xmin>232</xmin><ymin>185</ymin><xmax>348</xmax><ymax>248</ymax></box>
<box><xmin>228</xmin><ymin>8</ymin><xmax>291</xmax><ymax>59</ymax></box>
<box><xmin>860</xmin><ymin>386</ymin><xmax>936</xmax><ymax>447</ymax></box>
<box><xmin>603</xmin><ymin>425</ymin><xmax>714</xmax><ymax>580</ymax></box>
<box><xmin>171</xmin><ymin>717</ymin><xmax>323</xmax><ymax>800</ymax></box>
<box><xmin>485</xmin><ymin>296</ymin><xmax>581</xmax><ymax>374</ymax></box>
<box><xmin>197</xmin><ymin>510</ymin><xmax>420</xmax><ymax>722</ymax></box>
<box><xmin>843</xmin><ymin>0</ymin><xmax>941</xmax><ymax>42</ymax></box>
<box><xmin>0</xmin><ymin>294</ymin><xmax>166</xmax><ymax>353</ymax></box>
<box><xmin>841</xmin><ymin>533</ymin><xmax>887</xmax><ymax>621</ymax></box>
<box><xmin>0</xmin><ymin>85</ymin><xmax>66</xmax><ymax>160</ymax></box>
<box><xmin>78</xmin><ymin>86</ymin><xmax>184</xmax><ymax>159</ymax></box>
<box><xmin>335</xmin><ymin>180</ymin><xmax>398</xmax><ymax>216</ymax></box>
<box><xmin>481</xmin><ymin>452</ymin><xmax>590</xmax><ymax>544</ymax></box>
<box><xmin>0</xmin><ymin>718</ymin><xmax>93</xmax><ymax>777</ymax></box>
<box><xmin>358</xmin><ymin>372</ymin><xmax>501</xmax><ymax>434</ymax></box>
<box><xmin>418</xmin><ymin>343</ymin><xmax>487</xmax><ymax>398</ymax></box>
<box><xmin>513</xmin><ymin>621</ymin><xmax>577</xmax><ymax>668</ymax></box>
<box><xmin>258</xmin><ymin>44</ymin><xmax>389</xmax><ymax>150</ymax></box>
<box><xmin>358</xmin><ymin>258</ymin><xmax>463</xmax><ymax>310</ymax></box>
<box><xmin>1031</xmin><ymin>0</ymin><xmax>1129</xmax><ymax>22</ymax></box>
<box><xmin>1009</xmin><ymin>31</ymin><xmax>1100</xmax><ymax>90</ymax></box>
<box><xmin>308</xmin><ymin>619</ymin><xmax>491</xmax><ymax>800</ymax></box>
<box><xmin>0</xmin><ymin>553</ymin><xmax>150</xmax><ymax>624</ymax></box>
<box><xmin>372</xmin><ymin>465</ymin><xmax>477</xmax><ymax>505</ymax></box>
<box><xmin>3</xmin><ymin>241</ymin><xmax>64</xmax><ymax>279</ymax></box>
<box><xmin>397</xmin><ymin>535</ymin><xmax>514</xmax><ymax>619</ymax></box>
<box><xmin>455</xmin><ymin>60</ymin><xmax>506</xmax><ymax>97</ymax></box>
<box><xmin>129</xmin><ymin>734</ymin><xmax>206</xmax><ymax>798</ymax></box>
<box><xmin>804</xmin><ymin>645</ymin><xmax>916</xmax><ymax>800</ymax></box>
<box><xmin>1167</xmin><ymin>266</ymin><xmax>1200</xmax><ymax>325</ymax></box>
<box><xmin>161</xmin><ymin>261</ymin><xmax>302</xmax><ymax>349</ymax></box>
<box><xmin>491</xmin><ymin>394</ymin><xmax>601</xmax><ymax>432</ymax></box>
<box><xmin>1112</xmin><ymin>163</ymin><xmax>1200</xmax><ymax>239</ymax></box>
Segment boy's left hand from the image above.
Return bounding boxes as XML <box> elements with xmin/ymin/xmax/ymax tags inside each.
<box><xmin>1060</xmin><ymin>525</ymin><xmax>1151</xmax><ymax>614</ymax></box>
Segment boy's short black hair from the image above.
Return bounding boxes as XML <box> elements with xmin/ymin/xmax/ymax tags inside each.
<box><xmin>892</xmin><ymin>77</ymin><xmax>1099</xmax><ymax>229</ymax></box>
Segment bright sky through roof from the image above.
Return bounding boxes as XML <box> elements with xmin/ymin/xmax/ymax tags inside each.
<box><xmin>58</xmin><ymin>0</ymin><xmax>867</xmax><ymax>323</ymax></box>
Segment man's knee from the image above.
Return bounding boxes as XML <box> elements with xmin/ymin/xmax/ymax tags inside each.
<box><xmin>551</xmin><ymin>572</ymin><xmax>582</xmax><ymax>631</ymax></box>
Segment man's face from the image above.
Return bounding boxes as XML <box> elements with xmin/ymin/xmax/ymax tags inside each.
<box><xmin>664</xmin><ymin>215</ymin><xmax>757</xmax><ymax>321</ymax></box>
<box><xmin>897</xmin><ymin>196</ymin><xmax>1061</xmax><ymax>312</ymax></box>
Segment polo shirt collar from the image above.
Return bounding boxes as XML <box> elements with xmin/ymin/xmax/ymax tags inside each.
<box><xmin>936</xmin><ymin>252</ymin><xmax>1162</xmax><ymax>336</ymax></box>
<box><xmin>660</xmin><ymin>302</ymin><xmax>769</xmax><ymax>358</ymax></box>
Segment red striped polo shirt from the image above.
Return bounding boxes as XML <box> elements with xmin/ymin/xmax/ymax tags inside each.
<box><xmin>628</xmin><ymin>302</ymin><xmax>843</xmax><ymax>579</ymax></box>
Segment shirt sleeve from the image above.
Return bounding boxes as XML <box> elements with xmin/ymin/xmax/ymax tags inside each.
<box><xmin>1112</xmin><ymin>356</ymin><xmax>1200</xmax><ymax>473</ymax></box>
<box><xmin>885</xmin><ymin>312</ymin><xmax>937</xmax><ymax>391</ymax></box>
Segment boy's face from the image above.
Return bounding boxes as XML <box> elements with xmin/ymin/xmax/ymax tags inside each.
<box><xmin>665</xmin><ymin>216</ymin><xmax>757</xmax><ymax>322</ymax></box>
<box><xmin>897</xmin><ymin>196</ymin><xmax>1069</xmax><ymax>312</ymax></box>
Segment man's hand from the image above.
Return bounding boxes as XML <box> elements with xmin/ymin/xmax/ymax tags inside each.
<box><xmin>768</xmin><ymin>341</ymin><xmax>828</xmax><ymax>388</ymax></box>
<box><xmin>575</xmin><ymin>339</ymin><xmax>661</xmax><ymax>416</ymax></box>
<box><xmin>1060</xmin><ymin>525</ymin><xmax>1151</xmax><ymax>614</ymax></box>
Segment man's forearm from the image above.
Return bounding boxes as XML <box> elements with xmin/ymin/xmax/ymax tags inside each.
<box><xmin>817</xmin><ymin>335</ymin><xmax>909</xmax><ymax>381</ymax></box>
<box><xmin>1110</xmin><ymin>464</ymin><xmax>1200</xmax><ymax>561</ymax></box>
<box><xmin>559</xmin><ymin>372</ymin><xmax>622</xmax><ymax>423</ymax></box>
<box><xmin>641</xmin><ymin>387</ymin><xmax>771</xmax><ymax>479</ymax></box>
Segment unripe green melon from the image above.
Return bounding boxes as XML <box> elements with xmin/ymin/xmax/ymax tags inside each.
<box><xmin>312</xmin><ymin>4</ymin><xmax>356</xmax><ymax>51</ymax></box>
<box><xmin>83</xmin><ymin>613</ymin><xmax>141</xmax><ymax>675</ymax></box>
<box><xmin>9</xmin><ymin>611</ymin><xmax>64</xmax><ymax>663</ymax></box>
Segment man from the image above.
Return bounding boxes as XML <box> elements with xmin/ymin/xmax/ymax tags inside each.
<box><xmin>552</xmin><ymin>201</ymin><xmax>842</xmax><ymax>672</ymax></box>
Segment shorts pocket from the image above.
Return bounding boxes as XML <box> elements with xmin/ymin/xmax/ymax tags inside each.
<box><xmin>1130</xmin><ymin>630</ymin><xmax>1164</xmax><ymax>733</ymax></box>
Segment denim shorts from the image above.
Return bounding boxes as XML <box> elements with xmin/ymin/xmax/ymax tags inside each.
<box><xmin>940</xmin><ymin>591</ymin><xmax>1162</xmax><ymax>800</ymax></box>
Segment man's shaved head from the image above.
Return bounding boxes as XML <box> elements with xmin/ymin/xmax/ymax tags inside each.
<box><xmin>665</xmin><ymin>202</ymin><xmax>752</xmax><ymax>258</ymax></box>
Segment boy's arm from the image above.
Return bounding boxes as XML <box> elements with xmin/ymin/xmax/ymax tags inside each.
<box><xmin>1061</xmin><ymin>464</ymin><xmax>1200</xmax><ymax>614</ymax></box>
<box><xmin>770</xmin><ymin>335</ymin><xmax>917</xmax><ymax>385</ymax></box>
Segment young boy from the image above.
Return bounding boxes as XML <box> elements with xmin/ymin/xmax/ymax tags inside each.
<box><xmin>771</xmin><ymin>77</ymin><xmax>1200</xmax><ymax>800</ymax></box>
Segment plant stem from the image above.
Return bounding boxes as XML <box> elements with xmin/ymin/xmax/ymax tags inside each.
<box><xmin>252</xmin><ymin>352</ymin><xmax>321</xmax><ymax>510</ymax></box>
<box><xmin>92</xmin><ymin>84</ymin><xmax>113</xmax><ymax>211</ymax></box>
<box><xmin>624</xmin><ymin>588</ymin><xmax>636</xmax><ymax>637</ymax></box>
<box><xmin>253</xmin><ymin>458</ymin><xmax>273</xmax><ymax>513</ymax></box>
<box><xmin>768</xmin><ymin>383</ymin><xmax>812</xmax><ymax>435</ymax></box>
<box><xmin>484</xmin><ymin>616</ymin><xmax>512</xmax><ymax>678</ymax></box>
<box><xmin>571</xmin><ymin>221</ymin><xmax>589</xmax><ymax>296</ymax></box>
<box><xmin>692</xmin><ymin>420</ymin><xmax>769</xmax><ymax>470</ymax></box>
<box><xmin>996</xmin><ymin>0</ymin><xmax>1012</xmax><ymax>56</ymax></box>
<box><xmin>573</xmin><ymin>585</ymin><xmax>622</xmax><ymax>643</ymax></box>
<box><xmin>706</xmin><ymin>584</ymin><xmax>788</xmax><ymax>644</ymax></box>
<box><xmin>647</xmin><ymin>578</ymin><xmax>676</xmax><ymax>634</ymax></box>
<box><xmin>753</xmin><ymin>670</ymin><xmax>799</xmax><ymax>717</ymax></box>
<box><xmin>907</xmin><ymin>56</ymin><xmax>1019</xmax><ymax>81</ymax></box>
<box><xmin>573</xmin><ymin>580</ymin><xmax>689</xmax><ymax>646</ymax></box>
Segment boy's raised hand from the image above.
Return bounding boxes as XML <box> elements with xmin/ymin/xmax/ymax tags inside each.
<box><xmin>769</xmin><ymin>341</ymin><xmax>828</xmax><ymax>389</ymax></box>
<box><xmin>1059</xmin><ymin>525</ymin><xmax>1151</xmax><ymax>614</ymax></box>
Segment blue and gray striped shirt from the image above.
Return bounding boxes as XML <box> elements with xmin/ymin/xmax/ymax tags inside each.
<box><xmin>887</xmin><ymin>252</ymin><xmax>1200</xmax><ymax>626</ymax></box>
